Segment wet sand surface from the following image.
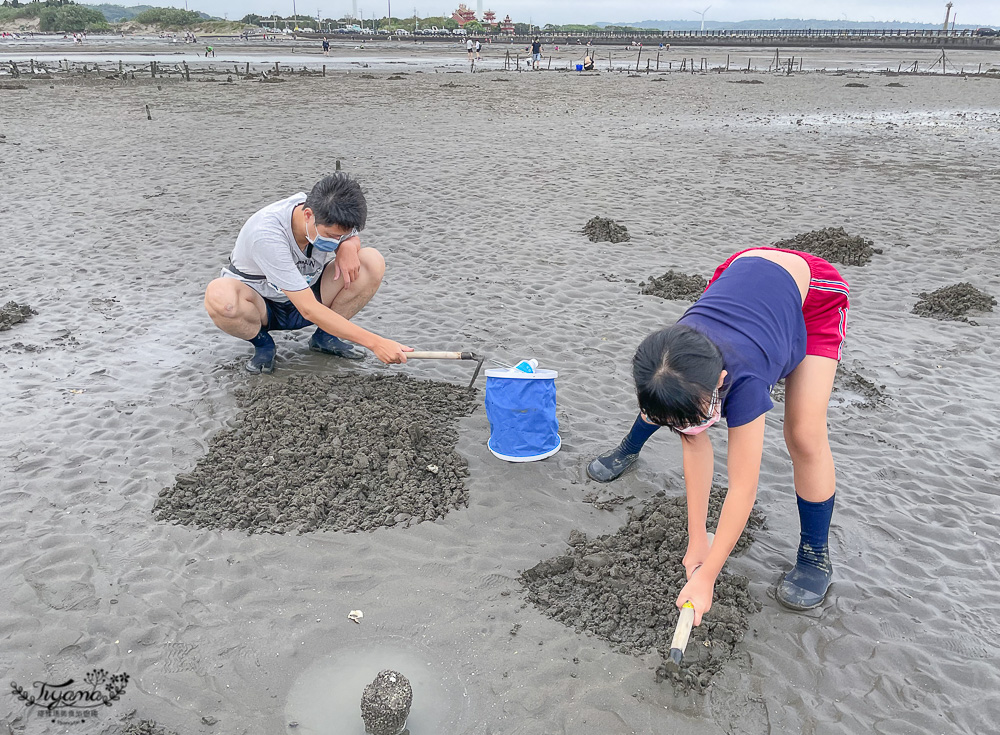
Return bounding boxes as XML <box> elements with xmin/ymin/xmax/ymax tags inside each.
<box><xmin>2</xmin><ymin>55</ymin><xmax>1000</xmax><ymax>735</ymax></box>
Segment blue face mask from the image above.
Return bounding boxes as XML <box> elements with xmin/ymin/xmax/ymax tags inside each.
<box><xmin>306</xmin><ymin>219</ymin><xmax>358</xmax><ymax>255</ymax></box>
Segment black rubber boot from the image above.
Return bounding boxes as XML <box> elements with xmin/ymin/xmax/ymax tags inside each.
<box><xmin>586</xmin><ymin>444</ymin><xmax>640</xmax><ymax>482</ymax></box>
<box><xmin>776</xmin><ymin>543</ymin><xmax>833</xmax><ymax>611</ymax></box>
<box><xmin>309</xmin><ymin>328</ymin><xmax>365</xmax><ymax>360</ymax></box>
<box><xmin>245</xmin><ymin>330</ymin><xmax>276</xmax><ymax>374</ymax></box>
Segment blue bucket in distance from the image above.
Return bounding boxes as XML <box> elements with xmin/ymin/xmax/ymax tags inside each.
<box><xmin>484</xmin><ymin>364</ymin><xmax>561</xmax><ymax>462</ymax></box>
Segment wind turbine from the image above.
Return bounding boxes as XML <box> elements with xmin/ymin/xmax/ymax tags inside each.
<box><xmin>693</xmin><ymin>5</ymin><xmax>711</xmax><ymax>31</ymax></box>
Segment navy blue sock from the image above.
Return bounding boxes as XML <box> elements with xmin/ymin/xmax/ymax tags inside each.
<box><xmin>794</xmin><ymin>493</ymin><xmax>835</xmax><ymax>591</ymax></box>
<box><xmin>619</xmin><ymin>414</ymin><xmax>660</xmax><ymax>455</ymax></box>
<box><xmin>248</xmin><ymin>328</ymin><xmax>273</xmax><ymax>348</ymax></box>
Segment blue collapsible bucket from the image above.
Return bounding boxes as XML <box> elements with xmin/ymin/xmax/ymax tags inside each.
<box><xmin>576</xmin><ymin>63</ymin><xmax>583</xmax><ymax>71</ymax></box>
<box><xmin>485</xmin><ymin>366</ymin><xmax>561</xmax><ymax>462</ymax></box>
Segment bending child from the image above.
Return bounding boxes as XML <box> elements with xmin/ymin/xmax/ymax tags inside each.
<box><xmin>587</xmin><ymin>248</ymin><xmax>850</xmax><ymax>623</ymax></box>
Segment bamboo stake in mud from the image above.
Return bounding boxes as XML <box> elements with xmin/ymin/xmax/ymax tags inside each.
<box><xmin>245</xmin><ymin>61</ymin><xmax>250</xmax><ymax>75</ymax></box>
<box><xmin>275</xmin><ymin>61</ymin><xmax>280</xmax><ymax>75</ymax></box>
<box><xmin>183</xmin><ymin>62</ymin><xmax>190</xmax><ymax>81</ymax></box>
<box><xmin>646</xmin><ymin>58</ymin><xmax>650</xmax><ymax>74</ymax></box>
<box><xmin>547</xmin><ymin>56</ymin><xmax>551</xmax><ymax>69</ymax></box>
<box><xmin>609</xmin><ymin>52</ymin><xmax>612</xmax><ymax>71</ymax></box>
<box><xmin>656</xmin><ymin>51</ymin><xmax>660</xmax><ymax>70</ymax></box>
<box><xmin>30</xmin><ymin>59</ymin><xmax>34</xmax><ymax>74</ymax></box>
<box><xmin>726</xmin><ymin>53</ymin><xmax>729</xmax><ymax>70</ymax></box>
<box><xmin>145</xmin><ymin>104</ymin><xmax>151</xmax><ymax>120</ymax></box>
<box><xmin>635</xmin><ymin>46</ymin><xmax>642</xmax><ymax>71</ymax></box>
<box><xmin>323</xmin><ymin>64</ymin><xmax>326</xmax><ymax>76</ymax></box>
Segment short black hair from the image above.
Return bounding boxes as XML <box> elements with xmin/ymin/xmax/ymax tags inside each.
<box><xmin>304</xmin><ymin>173</ymin><xmax>368</xmax><ymax>230</ymax></box>
<box><xmin>633</xmin><ymin>325</ymin><xmax>723</xmax><ymax>428</ymax></box>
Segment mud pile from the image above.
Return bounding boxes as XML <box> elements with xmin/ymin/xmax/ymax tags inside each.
<box><xmin>154</xmin><ymin>374</ymin><xmax>476</xmax><ymax>534</ymax></box>
<box><xmin>773</xmin><ymin>227</ymin><xmax>882</xmax><ymax>266</ymax></box>
<box><xmin>522</xmin><ymin>487</ymin><xmax>765</xmax><ymax>693</ymax></box>
<box><xmin>771</xmin><ymin>363</ymin><xmax>887</xmax><ymax>409</ymax></box>
<box><xmin>584</xmin><ymin>217</ymin><xmax>631</xmax><ymax>243</ymax></box>
<box><xmin>0</xmin><ymin>301</ymin><xmax>36</xmax><ymax>331</ymax></box>
<box><xmin>640</xmin><ymin>270</ymin><xmax>708</xmax><ymax>302</ymax></box>
<box><xmin>912</xmin><ymin>282</ymin><xmax>996</xmax><ymax>324</ymax></box>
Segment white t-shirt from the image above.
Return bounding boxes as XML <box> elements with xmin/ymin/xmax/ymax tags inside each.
<box><xmin>221</xmin><ymin>193</ymin><xmax>336</xmax><ymax>302</ymax></box>
<box><xmin>466</xmin><ymin>38</ymin><xmax>474</xmax><ymax>50</ymax></box>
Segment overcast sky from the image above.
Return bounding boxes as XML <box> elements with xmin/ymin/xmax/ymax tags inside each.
<box><xmin>198</xmin><ymin>0</ymin><xmax>999</xmax><ymax>26</ymax></box>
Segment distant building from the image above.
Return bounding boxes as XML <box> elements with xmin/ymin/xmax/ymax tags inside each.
<box><xmin>451</xmin><ymin>3</ymin><xmax>476</xmax><ymax>26</ymax></box>
<box><xmin>483</xmin><ymin>9</ymin><xmax>496</xmax><ymax>26</ymax></box>
<box><xmin>500</xmin><ymin>14</ymin><xmax>514</xmax><ymax>34</ymax></box>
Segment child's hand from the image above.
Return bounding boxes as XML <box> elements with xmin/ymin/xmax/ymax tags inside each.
<box><xmin>677</xmin><ymin>571</ymin><xmax>716</xmax><ymax>627</ymax></box>
<box><xmin>683</xmin><ymin>534</ymin><xmax>711</xmax><ymax>579</ymax></box>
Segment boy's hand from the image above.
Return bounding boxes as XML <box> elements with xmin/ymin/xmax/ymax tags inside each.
<box><xmin>677</xmin><ymin>571</ymin><xmax>715</xmax><ymax>627</ymax></box>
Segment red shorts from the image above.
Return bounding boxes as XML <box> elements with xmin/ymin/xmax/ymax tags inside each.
<box><xmin>708</xmin><ymin>248</ymin><xmax>850</xmax><ymax>361</ymax></box>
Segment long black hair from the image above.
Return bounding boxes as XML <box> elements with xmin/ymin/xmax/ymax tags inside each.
<box><xmin>632</xmin><ymin>325</ymin><xmax>724</xmax><ymax>428</ymax></box>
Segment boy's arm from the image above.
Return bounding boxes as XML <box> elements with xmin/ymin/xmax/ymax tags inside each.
<box><xmin>283</xmin><ymin>288</ymin><xmax>411</xmax><ymax>364</ymax></box>
<box><xmin>677</xmin><ymin>415</ymin><xmax>765</xmax><ymax>625</ymax></box>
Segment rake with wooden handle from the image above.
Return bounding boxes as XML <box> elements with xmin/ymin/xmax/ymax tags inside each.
<box><xmin>406</xmin><ymin>351</ymin><xmax>486</xmax><ymax>389</ymax></box>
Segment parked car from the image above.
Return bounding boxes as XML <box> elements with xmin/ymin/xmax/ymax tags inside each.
<box><xmin>975</xmin><ymin>27</ymin><xmax>998</xmax><ymax>37</ymax></box>
<box><xmin>452</xmin><ymin>27</ymin><xmax>467</xmax><ymax>35</ymax></box>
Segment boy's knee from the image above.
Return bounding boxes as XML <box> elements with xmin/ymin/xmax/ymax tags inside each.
<box><xmin>360</xmin><ymin>248</ymin><xmax>386</xmax><ymax>280</ymax></box>
<box><xmin>204</xmin><ymin>281</ymin><xmax>237</xmax><ymax>318</ymax></box>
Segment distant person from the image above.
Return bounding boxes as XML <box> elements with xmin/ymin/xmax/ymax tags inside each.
<box><xmin>466</xmin><ymin>36</ymin><xmax>474</xmax><ymax>61</ymax></box>
<box><xmin>204</xmin><ymin>45</ymin><xmax>215</xmax><ymax>57</ymax></box>
<box><xmin>322</xmin><ymin>36</ymin><xmax>330</xmax><ymax>55</ymax></box>
<box><xmin>203</xmin><ymin>173</ymin><xmax>412</xmax><ymax>373</ymax></box>
<box><xmin>583</xmin><ymin>54</ymin><xmax>594</xmax><ymax>71</ymax></box>
<box><xmin>531</xmin><ymin>37</ymin><xmax>542</xmax><ymax>69</ymax></box>
<box><xmin>475</xmin><ymin>38</ymin><xmax>482</xmax><ymax>60</ymax></box>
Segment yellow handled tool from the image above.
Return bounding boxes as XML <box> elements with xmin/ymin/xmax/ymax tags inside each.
<box><xmin>667</xmin><ymin>531</ymin><xmax>715</xmax><ymax>669</ymax></box>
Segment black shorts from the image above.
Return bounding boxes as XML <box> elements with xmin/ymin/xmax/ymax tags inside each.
<box><xmin>264</xmin><ymin>279</ymin><xmax>324</xmax><ymax>331</ymax></box>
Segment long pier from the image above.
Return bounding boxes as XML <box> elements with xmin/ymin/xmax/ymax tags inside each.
<box><xmin>302</xmin><ymin>28</ymin><xmax>999</xmax><ymax>51</ymax></box>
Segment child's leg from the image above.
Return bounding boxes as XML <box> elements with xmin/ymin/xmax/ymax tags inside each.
<box><xmin>778</xmin><ymin>354</ymin><xmax>838</xmax><ymax>610</ymax></box>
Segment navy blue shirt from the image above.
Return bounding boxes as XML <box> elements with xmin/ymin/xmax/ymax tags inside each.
<box><xmin>677</xmin><ymin>257</ymin><xmax>806</xmax><ymax>427</ymax></box>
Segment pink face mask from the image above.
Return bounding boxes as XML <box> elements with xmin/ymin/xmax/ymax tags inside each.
<box><xmin>675</xmin><ymin>389</ymin><xmax>722</xmax><ymax>435</ymax></box>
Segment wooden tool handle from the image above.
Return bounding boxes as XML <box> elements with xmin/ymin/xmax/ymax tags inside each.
<box><xmin>668</xmin><ymin>531</ymin><xmax>716</xmax><ymax>666</ymax></box>
<box><xmin>670</xmin><ymin>603</ymin><xmax>696</xmax><ymax>655</ymax></box>
<box><xmin>407</xmin><ymin>351</ymin><xmax>465</xmax><ymax>360</ymax></box>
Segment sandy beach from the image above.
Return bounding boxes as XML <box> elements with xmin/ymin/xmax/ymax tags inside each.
<box><xmin>2</xmin><ymin>48</ymin><xmax>1000</xmax><ymax>735</ymax></box>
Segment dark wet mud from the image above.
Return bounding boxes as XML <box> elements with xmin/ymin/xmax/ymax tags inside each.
<box><xmin>912</xmin><ymin>282</ymin><xmax>996</xmax><ymax>324</ymax></box>
<box><xmin>584</xmin><ymin>216</ymin><xmax>631</xmax><ymax>243</ymax></box>
<box><xmin>522</xmin><ymin>487</ymin><xmax>765</xmax><ymax>693</ymax></box>
<box><xmin>0</xmin><ymin>301</ymin><xmax>36</xmax><ymax>331</ymax></box>
<box><xmin>154</xmin><ymin>374</ymin><xmax>476</xmax><ymax>534</ymax></box>
<box><xmin>773</xmin><ymin>227</ymin><xmax>883</xmax><ymax>266</ymax></box>
<box><xmin>640</xmin><ymin>270</ymin><xmax>708</xmax><ymax>302</ymax></box>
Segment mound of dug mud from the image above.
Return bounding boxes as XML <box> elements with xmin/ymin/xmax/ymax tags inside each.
<box><xmin>154</xmin><ymin>374</ymin><xmax>476</xmax><ymax>534</ymax></box>
<box><xmin>584</xmin><ymin>216</ymin><xmax>630</xmax><ymax>243</ymax></box>
<box><xmin>640</xmin><ymin>270</ymin><xmax>708</xmax><ymax>302</ymax></box>
<box><xmin>522</xmin><ymin>488</ymin><xmax>765</xmax><ymax>693</ymax></box>
<box><xmin>0</xmin><ymin>301</ymin><xmax>36</xmax><ymax>331</ymax></box>
<box><xmin>912</xmin><ymin>282</ymin><xmax>996</xmax><ymax>324</ymax></box>
<box><xmin>771</xmin><ymin>363</ymin><xmax>888</xmax><ymax>409</ymax></box>
<box><xmin>773</xmin><ymin>227</ymin><xmax>882</xmax><ymax>266</ymax></box>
